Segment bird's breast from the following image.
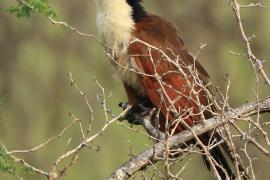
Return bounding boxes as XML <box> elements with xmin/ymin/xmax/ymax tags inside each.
<box><xmin>95</xmin><ymin>1</ymin><xmax>146</xmax><ymax>96</ymax></box>
<box><xmin>111</xmin><ymin>51</ymin><xmax>146</xmax><ymax>96</ymax></box>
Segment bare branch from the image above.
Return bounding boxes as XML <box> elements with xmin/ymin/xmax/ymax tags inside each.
<box><xmin>229</xmin><ymin>0</ymin><xmax>270</xmax><ymax>86</ymax></box>
<box><xmin>15</xmin><ymin>0</ymin><xmax>106</xmax><ymax>47</ymax></box>
<box><xmin>108</xmin><ymin>97</ymin><xmax>270</xmax><ymax>180</ymax></box>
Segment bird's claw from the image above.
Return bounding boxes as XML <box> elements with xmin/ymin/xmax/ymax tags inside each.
<box><xmin>119</xmin><ymin>102</ymin><xmax>129</xmax><ymax>110</ymax></box>
<box><xmin>119</xmin><ymin>102</ymin><xmax>151</xmax><ymax>125</ymax></box>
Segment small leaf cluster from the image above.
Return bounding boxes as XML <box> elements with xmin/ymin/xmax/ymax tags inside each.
<box><xmin>0</xmin><ymin>145</ymin><xmax>16</xmax><ymax>175</ymax></box>
<box><xmin>0</xmin><ymin>144</ymin><xmax>34</xmax><ymax>177</ymax></box>
<box><xmin>6</xmin><ymin>0</ymin><xmax>57</xmax><ymax>18</ymax></box>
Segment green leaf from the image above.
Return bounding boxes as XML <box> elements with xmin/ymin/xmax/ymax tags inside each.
<box><xmin>6</xmin><ymin>6</ymin><xmax>20</xmax><ymax>14</ymax></box>
<box><xmin>0</xmin><ymin>144</ymin><xmax>36</xmax><ymax>177</ymax></box>
<box><xmin>6</xmin><ymin>0</ymin><xmax>58</xmax><ymax>19</ymax></box>
<box><xmin>20</xmin><ymin>5</ymin><xmax>32</xmax><ymax>18</ymax></box>
<box><xmin>0</xmin><ymin>144</ymin><xmax>15</xmax><ymax>174</ymax></box>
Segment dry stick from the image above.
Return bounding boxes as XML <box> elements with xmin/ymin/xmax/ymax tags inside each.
<box><xmin>15</xmin><ymin>0</ymin><xmax>107</xmax><ymax>48</ymax></box>
<box><xmin>144</xmin><ymin>41</ymin><xmax>223</xmax><ymax>179</ymax></box>
<box><xmin>48</xmin><ymin>107</ymin><xmax>131</xmax><ymax>179</ymax></box>
<box><xmin>107</xmin><ymin>97</ymin><xmax>270</xmax><ymax>180</ymax></box>
<box><xmin>229</xmin><ymin>0</ymin><xmax>270</xmax><ymax>87</ymax></box>
<box><xmin>69</xmin><ymin>73</ymin><xmax>95</xmax><ymax>137</ymax></box>
<box><xmin>7</xmin><ymin>116</ymin><xmax>79</xmax><ymax>155</ymax></box>
<box><xmin>0</xmin><ymin>143</ymin><xmax>50</xmax><ymax>177</ymax></box>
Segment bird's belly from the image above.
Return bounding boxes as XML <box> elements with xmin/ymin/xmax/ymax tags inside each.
<box><xmin>112</xmin><ymin>53</ymin><xmax>146</xmax><ymax>96</ymax></box>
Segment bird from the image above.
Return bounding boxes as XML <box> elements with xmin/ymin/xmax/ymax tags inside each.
<box><xmin>94</xmin><ymin>0</ymin><xmax>240</xmax><ymax>179</ymax></box>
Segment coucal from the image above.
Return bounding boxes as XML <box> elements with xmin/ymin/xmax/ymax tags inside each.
<box><xmin>94</xmin><ymin>0</ymin><xmax>238</xmax><ymax>179</ymax></box>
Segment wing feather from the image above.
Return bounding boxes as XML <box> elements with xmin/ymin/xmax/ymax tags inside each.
<box><xmin>128</xmin><ymin>15</ymin><xmax>212</xmax><ymax>132</ymax></box>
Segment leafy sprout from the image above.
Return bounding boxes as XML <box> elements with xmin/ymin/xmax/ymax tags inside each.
<box><xmin>0</xmin><ymin>144</ymin><xmax>35</xmax><ymax>177</ymax></box>
<box><xmin>6</xmin><ymin>0</ymin><xmax>57</xmax><ymax>19</ymax></box>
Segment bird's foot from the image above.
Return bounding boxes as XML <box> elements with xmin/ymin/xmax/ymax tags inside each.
<box><xmin>118</xmin><ymin>102</ymin><xmax>129</xmax><ymax>110</ymax></box>
<box><xmin>119</xmin><ymin>102</ymin><xmax>151</xmax><ymax>125</ymax></box>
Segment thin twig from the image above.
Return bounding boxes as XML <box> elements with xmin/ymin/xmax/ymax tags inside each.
<box><xmin>108</xmin><ymin>97</ymin><xmax>270</xmax><ymax>180</ymax></box>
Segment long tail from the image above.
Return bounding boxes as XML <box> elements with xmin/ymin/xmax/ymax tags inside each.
<box><xmin>200</xmin><ymin>133</ymin><xmax>235</xmax><ymax>180</ymax></box>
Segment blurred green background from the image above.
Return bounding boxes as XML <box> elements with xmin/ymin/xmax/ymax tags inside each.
<box><xmin>0</xmin><ymin>0</ymin><xmax>269</xmax><ymax>179</ymax></box>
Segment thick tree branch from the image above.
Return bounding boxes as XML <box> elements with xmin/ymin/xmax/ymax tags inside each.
<box><xmin>108</xmin><ymin>97</ymin><xmax>270</xmax><ymax>180</ymax></box>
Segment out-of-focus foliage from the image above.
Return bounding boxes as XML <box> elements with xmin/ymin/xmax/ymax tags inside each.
<box><xmin>0</xmin><ymin>0</ymin><xmax>269</xmax><ymax>179</ymax></box>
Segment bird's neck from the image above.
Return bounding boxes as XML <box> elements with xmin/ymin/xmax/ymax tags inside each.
<box><xmin>95</xmin><ymin>0</ymin><xmax>135</xmax><ymax>52</ymax></box>
<box><xmin>94</xmin><ymin>0</ymin><xmax>148</xmax><ymax>96</ymax></box>
<box><xmin>126</xmin><ymin>0</ymin><xmax>147</xmax><ymax>22</ymax></box>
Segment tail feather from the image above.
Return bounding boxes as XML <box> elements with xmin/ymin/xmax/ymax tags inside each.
<box><xmin>202</xmin><ymin>145</ymin><xmax>235</xmax><ymax>180</ymax></box>
<box><xmin>200</xmin><ymin>133</ymin><xmax>235</xmax><ymax>180</ymax></box>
